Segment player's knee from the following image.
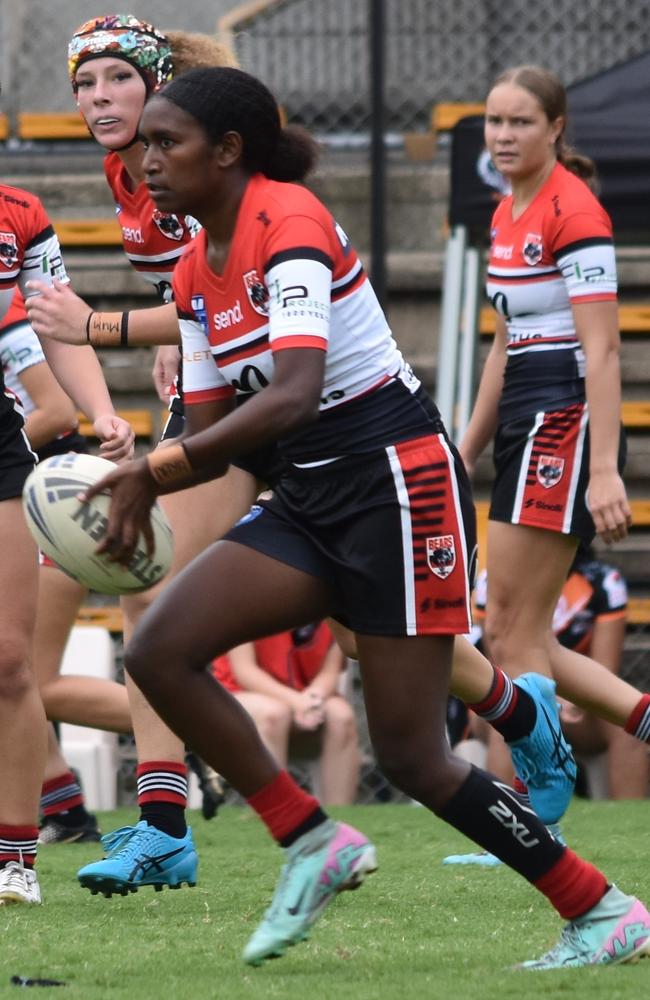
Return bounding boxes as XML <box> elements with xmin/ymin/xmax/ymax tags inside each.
<box><xmin>373</xmin><ymin>730</ymin><xmax>448</xmax><ymax>797</ymax></box>
<box><xmin>258</xmin><ymin>700</ymin><xmax>292</xmax><ymax>735</ymax></box>
<box><xmin>0</xmin><ymin>640</ymin><xmax>34</xmax><ymax>701</ymax></box>
<box><xmin>122</xmin><ymin>623</ymin><xmax>168</xmax><ymax>687</ymax></box>
<box><xmin>121</xmin><ymin>589</ymin><xmax>155</xmax><ymax>631</ymax></box>
<box><xmin>323</xmin><ymin>697</ymin><xmax>357</xmax><ymax>739</ymax></box>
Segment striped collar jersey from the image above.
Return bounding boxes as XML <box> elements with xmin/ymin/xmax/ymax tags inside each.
<box><xmin>104</xmin><ymin>151</ymin><xmax>199</xmax><ymax>302</ymax></box>
<box><xmin>486</xmin><ymin>162</ymin><xmax>617</xmax><ymax>420</ymax></box>
<box><xmin>0</xmin><ymin>185</ymin><xmax>68</xmax><ymax>319</ymax></box>
<box><xmin>173</xmin><ymin>173</ymin><xmax>424</xmax><ymax>463</ymax></box>
<box><xmin>0</xmin><ymin>290</ymin><xmax>78</xmax><ymax>443</ymax></box>
<box><xmin>0</xmin><ymin>185</ymin><xmax>68</xmax><ymax>411</ymax></box>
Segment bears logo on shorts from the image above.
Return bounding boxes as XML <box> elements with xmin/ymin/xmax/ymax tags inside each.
<box><xmin>537</xmin><ymin>454</ymin><xmax>564</xmax><ymax>488</ymax></box>
<box><xmin>426</xmin><ymin>535</ymin><xmax>456</xmax><ymax>579</ymax></box>
<box><xmin>0</xmin><ymin>232</ymin><xmax>18</xmax><ymax>267</ymax></box>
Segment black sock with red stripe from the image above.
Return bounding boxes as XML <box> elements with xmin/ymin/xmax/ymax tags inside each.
<box><xmin>468</xmin><ymin>665</ymin><xmax>536</xmax><ymax>742</ymax></box>
<box><xmin>137</xmin><ymin>761</ymin><xmax>188</xmax><ymax>839</ymax></box>
<box><xmin>438</xmin><ymin>765</ymin><xmax>565</xmax><ymax>880</ymax></box>
<box><xmin>0</xmin><ymin>825</ymin><xmax>38</xmax><ymax>870</ymax></box>
<box><xmin>41</xmin><ymin>772</ymin><xmax>92</xmax><ymax>828</ymax></box>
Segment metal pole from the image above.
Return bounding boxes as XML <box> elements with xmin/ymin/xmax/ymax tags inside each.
<box><xmin>369</xmin><ymin>0</ymin><xmax>386</xmax><ymax>310</ymax></box>
<box><xmin>435</xmin><ymin>225</ymin><xmax>467</xmax><ymax>431</ymax></box>
<box><xmin>455</xmin><ymin>245</ymin><xmax>481</xmax><ymax>443</ymax></box>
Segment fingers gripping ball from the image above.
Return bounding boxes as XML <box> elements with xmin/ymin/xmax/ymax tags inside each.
<box><xmin>22</xmin><ymin>453</ymin><xmax>173</xmax><ymax>595</ymax></box>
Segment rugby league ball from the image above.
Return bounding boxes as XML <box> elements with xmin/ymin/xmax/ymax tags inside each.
<box><xmin>22</xmin><ymin>452</ymin><xmax>173</xmax><ymax>595</ymax></box>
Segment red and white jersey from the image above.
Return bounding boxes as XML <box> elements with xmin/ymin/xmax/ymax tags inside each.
<box><xmin>104</xmin><ymin>152</ymin><xmax>199</xmax><ymax>302</ymax></box>
<box><xmin>0</xmin><ymin>186</ymin><xmax>68</xmax><ymax>421</ymax></box>
<box><xmin>486</xmin><ymin>162</ymin><xmax>617</xmax><ymax>419</ymax></box>
<box><xmin>0</xmin><ymin>289</ymin><xmax>79</xmax><ymax>443</ymax></box>
<box><xmin>0</xmin><ymin>292</ymin><xmax>42</xmax><ymax>414</ymax></box>
<box><xmin>0</xmin><ymin>184</ymin><xmax>68</xmax><ymax>319</ymax></box>
<box><xmin>173</xmin><ymin>174</ymin><xmax>422</xmax><ymax>462</ymax></box>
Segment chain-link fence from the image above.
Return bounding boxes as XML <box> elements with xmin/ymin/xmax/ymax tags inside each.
<box><xmin>2</xmin><ymin>0</ymin><xmax>649</xmax><ymax>135</ymax></box>
<box><xmin>234</xmin><ymin>0</ymin><xmax>650</xmax><ymax>135</ymax></box>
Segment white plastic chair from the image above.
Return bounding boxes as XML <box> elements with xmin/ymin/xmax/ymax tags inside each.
<box><xmin>59</xmin><ymin>626</ymin><xmax>118</xmax><ymax>811</ymax></box>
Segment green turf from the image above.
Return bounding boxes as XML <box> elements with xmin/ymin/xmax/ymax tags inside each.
<box><xmin>1</xmin><ymin>800</ymin><xmax>648</xmax><ymax>998</ymax></box>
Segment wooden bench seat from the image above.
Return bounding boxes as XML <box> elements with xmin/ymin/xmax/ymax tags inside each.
<box><xmin>53</xmin><ymin>218</ymin><xmax>122</xmax><ymax>247</ymax></box>
<box><xmin>627</xmin><ymin>597</ymin><xmax>650</xmax><ymax>625</ymax></box>
<box><xmin>479</xmin><ymin>304</ymin><xmax>650</xmax><ymax>336</ymax></box>
<box><xmin>18</xmin><ymin>112</ymin><xmax>90</xmax><ymax>140</ymax></box>
<box><xmin>621</xmin><ymin>401</ymin><xmax>650</xmax><ymax>429</ymax></box>
<box><xmin>76</xmin><ymin>604</ymin><xmax>124</xmax><ymax>633</ymax></box>
<box><xmin>431</xmin><ymin>102</ymin><xmax>485</xmax><ymax>132</ymax></box>
<box><xmin>77</xmin><ymin>409</ymin><xmax>154</xmax><ymax>439</ymax></box>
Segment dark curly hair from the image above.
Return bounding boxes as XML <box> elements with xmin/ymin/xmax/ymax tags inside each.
<box><xmin>157</xmin><ymin>67</ymin><xmax>318</xmax><ymax>182</ymax></box>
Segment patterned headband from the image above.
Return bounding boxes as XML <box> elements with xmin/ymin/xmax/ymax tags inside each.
<box><xmin>68</xmin><ymin>14</ymin><xmax>173</xmax><ymax>93</ymax></box>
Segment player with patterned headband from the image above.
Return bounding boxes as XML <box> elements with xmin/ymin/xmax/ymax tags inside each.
<box><xmin>28</xmin><ymin>16</ymin><xmax>586</xmax><ymax>859</ymax></box>
<box><xmin>78</xmin><ymin>65</ymin><xmax>650</xmax><ymax>969</ymax></box>
<box><xmin>24</xmin><ymin>14</ymin><xmax>262</xmax><ymax>896</ymax></box>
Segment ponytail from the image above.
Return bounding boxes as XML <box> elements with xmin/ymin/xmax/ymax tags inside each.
<box><xmin>265</xmin><ymin>125</ymin><xmax>319</xmax><ymax>182</ymax></box>
<box><xmin>557</xmin><ymin>141</ymin><xmax>599</xmax><ymax>195</ymax></box>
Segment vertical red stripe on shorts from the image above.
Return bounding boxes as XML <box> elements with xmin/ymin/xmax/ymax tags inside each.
<box><xmin>392</xmin><ymin>434</ymin><xmax>472</xmax><ymax>635</ymax></box>
<box><xmin>514</xmin><ymin>403</ymin><xmax>587</xmax><ymax>532</ymax></box>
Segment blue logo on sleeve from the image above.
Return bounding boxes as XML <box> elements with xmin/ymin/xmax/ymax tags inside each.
<box><xmin>190</xmin><ymin>294</ymin><xmax>208</xmax><ymax>335</ymax></box>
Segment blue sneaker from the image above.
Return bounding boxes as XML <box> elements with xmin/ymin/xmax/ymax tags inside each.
<box><xmin>77</xmin><ymin>821</ymin><xmax>198</xmax><ymax>897</ymax></box>
<box><xmin>509</xmin><ymin>673</ymin><xmax>577</xmax><ymax>825</ymax></box>
<box><xmin>442</xmin><ymin>823</ymin><xmax>564</xmax><ymax>867</ymax></box>
<box><xmin>519</xmin><ymin>886</ymin><xmax>650</xmax><ymax>969</ymax></box>
<box><xmin>443</xmin><ymin>850</ymin><xmax>502</xmax><ymax>866</ymax></box>
<box><xmin>243</xmin><ymin>820</ymin><xmax>377</xmax><ymax>966</ymax></box>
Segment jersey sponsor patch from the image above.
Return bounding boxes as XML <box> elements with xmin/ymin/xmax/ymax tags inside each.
<box><xmin>426</xmin><ymin>534</ymin><xmax>456</xmax><ymax>579</ymax></box>
<box><xmin>537</xmin><ymin>454</ymin><xmax>565</xmax><ymax>488</ymax></box>
<box><xmin>0</xmin><ymin>232</ymin><xmax>18</xmax><ymax>268</ymax></box>
<box><xmin>243</xmin><ymin>269</ymin><xmax>270</xmax><ymax>316</ymax></box>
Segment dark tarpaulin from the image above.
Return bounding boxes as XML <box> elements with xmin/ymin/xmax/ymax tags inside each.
<box><xmin>448</xmin><ymin>50</ymin><xmax>650</xmax><ymax>241</ymax></box>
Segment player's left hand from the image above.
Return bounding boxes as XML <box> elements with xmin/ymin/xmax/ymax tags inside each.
<box><xmin>587</xmin><ymin>470</ymin><xmax>632</xmax><ymax>544</ymax></box>
<box><xmin>26</xmin><ymin>279</ymin><xmax>92</xmax><ymax>344</ymax></box>
<box><xmin>92</xmin><ymin>413</ymin><xmax>135</xmax><ymax>463</ymax></box>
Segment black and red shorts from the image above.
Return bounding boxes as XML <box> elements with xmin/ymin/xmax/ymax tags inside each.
<box><xmin>225</xmin><ymin>432</ymin><xmax>477</xmax><ymax>636</ymax></box>
<box><xmin>490</xmin><ymin>402</ymin><xmax>626</xmax><ymax>543</ymax></box>
<box><xmin>0</xmin><ymin>402</ymin><xmax>35</xmax><ymax>501</ymax></box>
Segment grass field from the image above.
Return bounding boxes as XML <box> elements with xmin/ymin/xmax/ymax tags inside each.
<box><xmin>1</xmin><ymin>799</ymin><xmax>648</xmax><ymax>998</ymax></box>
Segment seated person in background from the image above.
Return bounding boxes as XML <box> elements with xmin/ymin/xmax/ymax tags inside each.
<box><xmin>212</xmin><ymin>623</ymin><xmax>360</xmax><ymax>806</ymax></box>
<box><xmin>471</xmin><ymin>546</ymin><xmax>649</xmax><ymax>799</ymax></box>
